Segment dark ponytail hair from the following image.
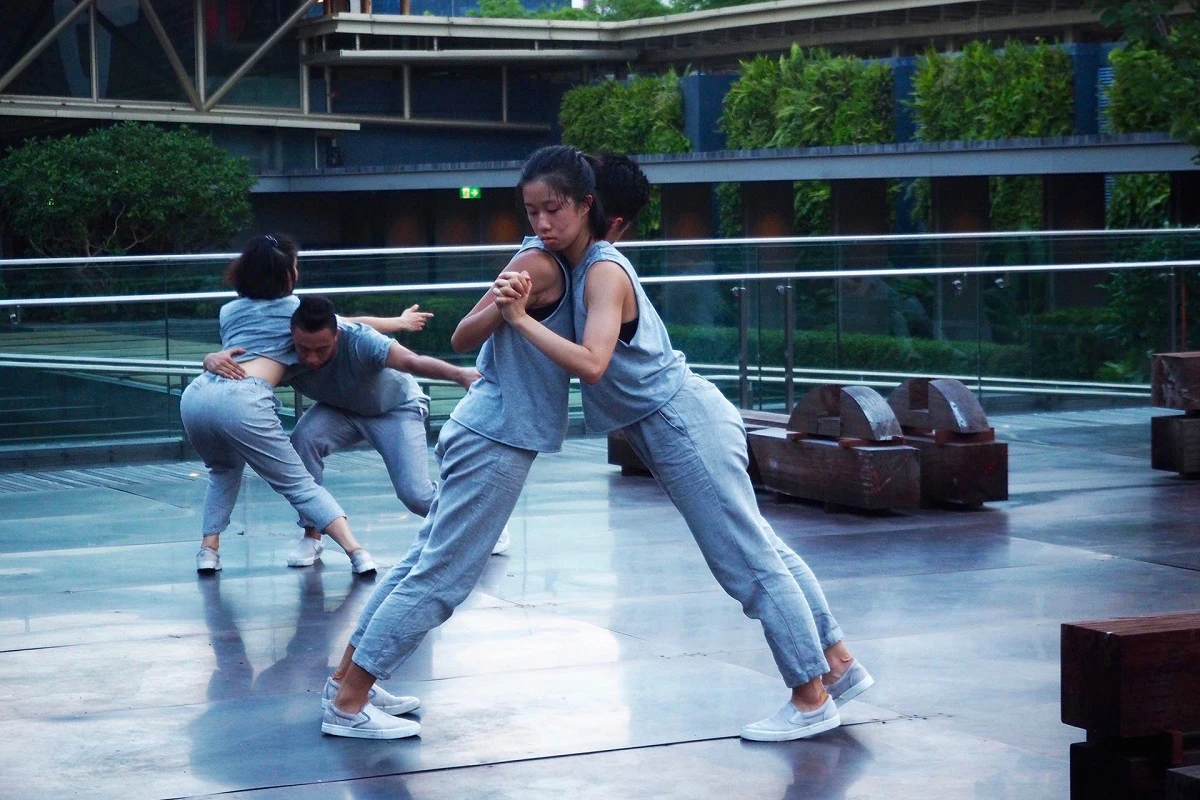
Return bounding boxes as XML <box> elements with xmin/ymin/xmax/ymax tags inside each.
<box><xmin>225</xmin><ymin>234</ymin><xmax>298</xmax><ymax>300</ymax></box>
<box><xmin>516</xmin><ymin>145</ymin><xmax>607</xmax><ymax>241</ymax></box>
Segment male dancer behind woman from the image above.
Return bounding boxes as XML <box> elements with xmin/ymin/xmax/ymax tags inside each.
<box><xmin>181</xmin><ymin>235</ymin><xmax>373</xmax><ymax>574</ymax></box>
<box><xmin>202</xmin><ymin>295</ymin><xmax>514</xmax><ymax>567</ymax></box>
<box><xmin>492</xmin><ymin>147</ymin><xmax>873</xmax><ymax>742</ymax></box>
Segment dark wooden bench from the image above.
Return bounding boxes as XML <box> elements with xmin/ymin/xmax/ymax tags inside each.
<box><xmin>1151</xmin><ymin>353</ymin><xmax>1200</xmax><ymax>476</ymax></box>
<box><xmin>606</xmin><ymin>408</ymin><xmax>787</xmax><ymax>484</ymax></box>
<box><xmin>887</xmin><ymin>377</ymin><xmax>1008</xmax><ymax>507</ymax></box>
<box><xmin>746</xmin><ymin>384</ymin><xmax>920</xmax><ymax>511</ymax></box>
<box><xmin>1062</xmin><ymin>612</ymin><xmax>1200</xmax><ymax>799</ymax></box>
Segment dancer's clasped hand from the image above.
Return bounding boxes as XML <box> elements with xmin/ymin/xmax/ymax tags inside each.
<box><xmin>491</xmin><ymin>271</ymin><xmax>533</xmax><ymax>322</ymax></box>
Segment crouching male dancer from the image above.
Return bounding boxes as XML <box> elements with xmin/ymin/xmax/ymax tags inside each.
<box><xmin>203</xmin><ymin>295</ymin><xmax>506</xmax><ymax>573</ymax></box>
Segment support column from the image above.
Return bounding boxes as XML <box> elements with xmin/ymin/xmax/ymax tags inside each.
<box><xmin>1044</xmin><ymin>173</ymin><xmax>1107</xmax><ymax>307</ymax></box>
<box><xmin>681</xmin><ymin>73</ymin><xmax>737</xmax><ymax>152</ymax></box>
<box><xmin>1170</xmin><ymin>172</ymin><xmax>1200</xmax><ymax>227</ymax></box>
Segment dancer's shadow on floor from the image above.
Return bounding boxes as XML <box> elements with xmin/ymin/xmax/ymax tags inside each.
<box><xmin>188</xmin><ymin>566</ymin><xmax>418</xmax><ymax>796</ymax></box>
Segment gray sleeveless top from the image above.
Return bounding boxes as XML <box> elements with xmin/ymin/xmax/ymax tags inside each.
<box><xmin>450</xmin><ymin>237</ymin><xmax>574</xmax><ymax>453</ymax></box>
<box><xmin>219</xmin><ymin>295</ymin><xmax>301</xmax><ymax>365</ymax></box>
<box><xmin>572</xmin><ymin>241</ymin><xmax>688</xmax><ymax>434</ymax></box>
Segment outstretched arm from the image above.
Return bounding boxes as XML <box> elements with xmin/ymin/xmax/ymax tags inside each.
<box><xmin>385</xmin><ymin>342</ymin><xmax>480</xmax><ymax>390</ymax></box>
<box><xmin>498</xmin><ymin>261</ymin><xmax>628</xmax><ymax>386</ymax></box>
<box><xmin>345</xmin><ymin>304</ymin><xmax>433</xmax><ymax>335</ymax></box>
<box><xmin>451</xmin><ymin>249</ymin><xmax>562</xmax><ymax>353</ymax></box>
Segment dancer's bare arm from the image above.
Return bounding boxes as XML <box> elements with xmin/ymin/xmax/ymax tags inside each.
<box><xmin>495</xmin><ymin>260</ymin><xmax>628</xmax><ymax>385</ymax></box>
<box><xmin>345</xmin><ymin>305</ymin><xmax>432</xmax><ymax>334</ymax></box>
<box><xmin>450</xmin><ymin>249</ymin><xmax>563</xmax><ymax>353</ymax></box>
<box><xmin>386</xmin><ymin>342</ymin><xmax>481</xmax><ymax>389</ymax></box>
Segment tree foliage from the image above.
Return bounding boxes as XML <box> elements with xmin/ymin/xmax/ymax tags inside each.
<box><xmin>769</xmin><ymin>47</ymin><xmax>893</xmax><ymax>148</ymax></box>
<box><xmin>911</xmin><ymin>40</ymin><xmax>1073</xmax><ymax>142</ymax></box>
<box><xmin>559</xmin><ymin>69</ymin><xmax>691</xmax><ymax>155</ymax></box>
<box><xmin>909</xmin><ymin>40</ymin><xmax>1074</xmax><ymax>230</ymax></box>
<box><xmin>0</xmin><ymin>122</ymin><xmax>253</xmax><ymax>257</ymax></box>
<box><xmin>716</xmin><ymin>47</ymin><xmax>893</xmax><ymax>234</ymax></box>
<box><xmin>1095</xmin><ymin>0</ymin><xmax>1200</xmax><ymax>159</ymax></box>
<box><xmin>559</xmin><ymin>70</ymin><xmax>690</xmax><ymax>237</ymax></box>
<box><xmin>718</xmin><ymin>55</ymin><xmax>780</xmax><ymax>150</ymax></box>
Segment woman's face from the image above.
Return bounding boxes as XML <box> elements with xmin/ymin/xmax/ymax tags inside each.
<box><xmin>522</xmin><ymin>179</ymin><xmax>591</xmax><ymax>251</ymax></box>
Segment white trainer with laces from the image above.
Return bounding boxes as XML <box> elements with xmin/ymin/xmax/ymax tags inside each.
<box><xmin>287</xmin><ymin>536</ymin><xmax>324</xmax><ymax>568</ymax></box>
<box><xmin>349</xmin><ymin>549</ymin><xmax>377</xmax><ymax>575</ymax></box>
<box><xmin>492</xmin><ymin>525</ymin><xmax>511</xmax><ymax>555</ymax></box>
<box><xmin>196</xmin><ymin>546</ymin><xmax>222</xmax><ymax>573</ymax></box>
<box><xmin>321</xmin><ymin>676</ymin><xmax>420</xmax><ymax>716</ymax></box>
<box><xmin>740</xmin><ymin>695</ymin><xmax>840</xmax><ymax>742</ymax></box>
<box><xmin>824</xmin><ymin>659</ymin><xmax>874</xmax><ymax>704</ymax></box>
<box><xmin>321</xmin><ymin>700</ymin><xmax>420</xmax><ymax>740</ymax></box>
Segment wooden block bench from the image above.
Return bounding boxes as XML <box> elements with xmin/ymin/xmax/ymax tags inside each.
<box><xmin>887</xmin><ymin>377</ymin><xmax>1008</xmax><ymax>507</ymax></box>
<box><xmin>606</xmin><ymin>408</ymin><xmax>789</xmax><ymax>484</ymax></box>
<box><xmin>747</xmin><ymin>384</ymin><xmax>920</xmax><ymax>511</ymax></box>
<box><xmin>1062</xmin><ymin>612</ymin><xmax>1200</xmax><ymax>799</ymax></box>
<box><xmin>1151</xmin><ymin>353</ymin><xmax>1200</xmax><ymax>476</ymax></box>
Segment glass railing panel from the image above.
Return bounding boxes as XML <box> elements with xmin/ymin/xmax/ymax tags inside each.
<box><xmin>2</xmin><ymin>229</ymin><xmax>1197</xmax><ymax>453</ymax></box>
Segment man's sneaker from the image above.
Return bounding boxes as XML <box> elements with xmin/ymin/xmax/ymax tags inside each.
<box><xmin>740</xmin><ymin>695</ymin><xmax>840</xmax><ymax>742</ymax></box>
<box><xmin>196</xmin><ymin>546</ymin><xmax>222</xmax><ymax>573</ymax></box>
<box><xmin>320</xmin><ymin>700</ymin><xmax>420</xmax><ymax>740</ymax></box>
<box><xmin>287</xmin><ymin>536</ymin><xmax>324</xmax><ymax>568</ymax></box>
<box><xmin>322</xmin><ymin>676</ymin><xmax>420</xmax><ymax>716</ymax></box>
<box><xmin>824</xmin><ymin>659</ymin><xmax>875</xmax><ymax>704</ymax></box>
<box><xmin>492</xmin><ymin>525</ymin><xmax>511</xmax><ymax>556</ymax></box>
<box><xmin>349</xmin><ymin>549</ymin><xmax>377</xmax><ymax>575</ymax></box>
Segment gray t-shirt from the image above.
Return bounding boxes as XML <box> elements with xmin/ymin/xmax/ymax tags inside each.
<box><xmin>219</xmin><ymin>295</ymin><xmax>301</xmax><ymax>365</ymax></box>
<box><xmin>286</xmin><ymin>321</ymin><xmax>428</xmax><ymax>417</ymax></box>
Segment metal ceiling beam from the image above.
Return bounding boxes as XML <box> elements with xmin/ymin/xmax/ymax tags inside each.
<box><xmin>202</xmin><ymin>0</ymin><xmax>319</xmax><ymax>112</ymax></box>
<box><xmin>136</xmin><ymin>0</ymin><xmax>203</xmax><ymax>110</ymax></box>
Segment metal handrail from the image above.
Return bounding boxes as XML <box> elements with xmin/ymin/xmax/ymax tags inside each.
<box><xmin>2</xmin><ymin>258</ymin><xmax>1197</xmax><ymax>309</ymax></box>
<box><xmin>0</xmin><ymin>226</ymin><xmax>1197</xmax><ymax>267</ymax></box>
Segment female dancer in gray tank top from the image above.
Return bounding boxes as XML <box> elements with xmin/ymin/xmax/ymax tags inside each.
<box><xmin>492</xmin><ymin>146</ymin><xmax>873</xmax><ymax>742</ymax></box>
<box><xmin>318</xmin><ymin>213</ymin><xmax>583</xmax><ymax>739</ymax></box>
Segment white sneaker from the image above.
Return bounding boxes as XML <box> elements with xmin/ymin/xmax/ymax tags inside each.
<box><xmin>321</xmin><ymin>676</ymin><xmax>420</xmax><ymax>716</ymax></box>
<box><xmin>492</xmin><ymin>525</ymin><xmax>511</xmax><ymax>555</ymax></box>
<box><xmin>287</xmin><ymin>536</ymin><xmax>324</xmax><ymax>568</ymax></box>
<box><xmin>349</xmin><ymin>549</ymin><xmax>377</xmax><ymax>575</ymax></box>
<box><xmin>320</xmin><ymin>700</ymin><xmax>421</xmax><ymax>740</ymax></box>
<box><xmin>740</xmin><ymin>695</ymin><xmax>840</xmax><ymax>742</ymax></box>
<box><xmin>196</xmin><ymin>546</ymin><xmax>222</xmax><ymax>573</ymax></box>
<box><xmin>824</xmin><ymin>659</ymin><xmax>874</xmax><ymax>704</ymax></box>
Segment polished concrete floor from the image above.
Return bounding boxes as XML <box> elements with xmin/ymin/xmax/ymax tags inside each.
<box><xmin>2</xmin><ymin>406</ymin><xmax>1199</xmax><ymax>799</ymax></box>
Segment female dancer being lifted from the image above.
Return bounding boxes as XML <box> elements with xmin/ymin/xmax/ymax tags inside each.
<box><xmin>492</xmin><ymin>146</ymin><xmax>873</xmax><ymax>742</ymax></box>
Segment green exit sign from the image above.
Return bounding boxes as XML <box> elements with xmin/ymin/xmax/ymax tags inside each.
<box><xmin>459</xmin><ymin>186</ymin><xmax>481</xmax><ymax>199</ymax></box>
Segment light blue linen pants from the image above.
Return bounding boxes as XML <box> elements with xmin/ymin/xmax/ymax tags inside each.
<box><xmin>621</xmin><ymin>374</ymin><xmax>843</xmax><ymax>687</ymax></box>
<box><xmin>349</xmin><ymin>419</ymin><xmax>536</xmax><ymax>679</ymax></box>
<box><xmin>181</xmin><ymin>373</ymin><xmax>346</xmax><ymax>537</ymax></box>
<box><xmin>291</xmin><ymin>402</ymin><xmax>436</xmax><ymax>525</ymax></box>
